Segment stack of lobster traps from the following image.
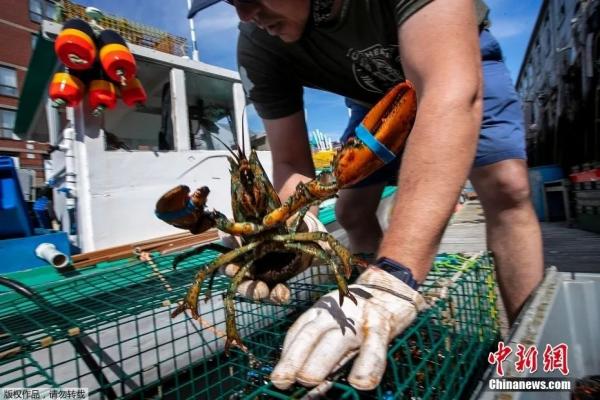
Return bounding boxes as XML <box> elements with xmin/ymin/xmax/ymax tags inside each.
<box><xmin>0</xmin><ymin>249</ymin><xmax>500</xmax><ymax>399</ymax></box>
<box><xmin>570</xmin><ymin>162</ymin><xmax>600</xmax><ymax>233</ymax></box>
<box><xmin>57</xmin><ymin>0</ymin><xmax>188</xmax><ymax>57</ymax></box>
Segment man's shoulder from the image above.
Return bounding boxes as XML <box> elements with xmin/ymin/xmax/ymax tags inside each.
<box><xmin>238</xmin><ymin>22</ymin><xmax>281</xmax><ymax>50</ymax></box>
<box><xmin>238</xmin><ymin>21</ymin><xmax>257</xmax><ymax>38</ymax></box>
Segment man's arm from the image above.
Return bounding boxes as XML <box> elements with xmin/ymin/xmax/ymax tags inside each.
<box><xmin>263</xmin><ymin>110</ymin><xmax>316</xmax><ymax>199</ymax></box>
<box><xmin>378</xmin><ymin>0</ymin><xmax>484</xmax><ymax>281</ymax></box>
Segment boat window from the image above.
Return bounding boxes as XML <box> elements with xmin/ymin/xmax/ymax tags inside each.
<box><xmin>102</xmin><ymin>60</ymin><xmax>171</xmax><ymax>151</ymax></box>
<box><xmin>247</xmin><ymin>104</ymin><xmax>269</xmax><ymax>150</ymax></box>
<box><xmin>185</xmin><ymin>71</ymin><xmax>238</xmax><ymax>151</ymax></box>
<box><xmin>189</xmin><ymin>103</ymin><xmax>236</xmax><ymax>151</ymax></box>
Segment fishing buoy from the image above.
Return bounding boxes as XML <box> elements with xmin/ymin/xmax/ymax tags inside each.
<box><xmin>54</xmin><ymin>19</ymin><xmax>97</xmax><ymax>70</ymax></box>
<box><xmin>98</xmin><ymin>30</ymin><xmax>136</xmax><ymax>85</ymax></box>
<box><xmin>89</xmin><ymin>78</ymin><xmax>117</xmax><ymax>116</ymax></box>
<box><xmin>120</xmin><ymin>78</ymin><xmax>147</xmax><ymax>107</ymax></box>
<box><xmin>48</xmin><ymin>71</ymin><xmax>85</xmax><ymax>108</ymax></box>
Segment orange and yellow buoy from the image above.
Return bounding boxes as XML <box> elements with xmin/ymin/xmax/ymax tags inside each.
<box><xmin>120</xmin><ymin>78</ymin><xmax>147</xmax><ymax>107</ymax></box>
<box><xmin>88</xmin><ymin>78</ymin><xmax>117</xmax><ymax>116</ymax></box>
<box><xmin>54</xmin><ymin>19</ymin><xmax>97</xmax><ymax>71</ymax></box>
<box><xmin>98</xmin><ymin>30</ymin><xmax>136</xmax><ymax>85</ymax></box>
<box><xmin>48</xmin><ymin>71</ymin><xmax>86</xmax><ymax>107</ymax></box>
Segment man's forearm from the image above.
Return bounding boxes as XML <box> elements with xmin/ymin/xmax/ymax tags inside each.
<box><xmin>263</xmin><ymin>111</ymin><xmax>316</xmax><ymax>201</ymax></box>
<box><xmin>378</xmin><ymin>94</ymin><xmax>482</xmax><ymax>282</ymax></box>
<box><xmin>273</xmin><ymin>161</ymin><xmax>316</xmax><ymax>201</ymax></box>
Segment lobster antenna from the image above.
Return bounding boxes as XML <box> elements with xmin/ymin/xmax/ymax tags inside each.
<box><xmin>206</xmin><ymin>131</ymin><xmax>239</xmax><ymax>163</ymax></box>
<box><xmin>241</xmin><ymin>105</ymin><xmax>247</xmax><ymax>158</ymax></box>
<box><xmin>177</xmin><ymin>154</ymin><xmax>231</xmax><ymax>178</ymax></box>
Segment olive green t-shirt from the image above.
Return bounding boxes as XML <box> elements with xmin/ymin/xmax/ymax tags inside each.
<box><xmin>238</xmin><ymin>0</ymin><xmax>489</xmax><ymax>120</ymax></box>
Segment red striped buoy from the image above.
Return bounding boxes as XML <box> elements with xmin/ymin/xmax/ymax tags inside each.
<box><xmin>89</xmin><ymin>78</ymin><xmax>117</xmax><ymax>116</ymax></box>
<box><xmin>48</xmin><ymin>71</ymin><xmax>85</xmax><ymax>107</ymax></box>
<box><xmin>98</xmin><ymin>30</ymin><xmax>136</xmax><ymax>85</ymax></box>
<box><xmin>54</xmin><ymin>19</ymin><xmax>97</xmax><ymax>70</ymax></box>
<box><xmin>120</xmin><ymin>78</ymin><xmax>147</xmax><ymax>107</ymax></box>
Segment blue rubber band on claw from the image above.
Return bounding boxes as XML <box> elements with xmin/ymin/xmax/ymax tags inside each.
<box><xmin>354</xmin><ymin>123</ymin><xmax>397</xmax><ymax>164</ymax></box>
<box><xmin>155</xmin><ymin>199</ymin><xmax>201</xmax><ymax>222</ymax></box>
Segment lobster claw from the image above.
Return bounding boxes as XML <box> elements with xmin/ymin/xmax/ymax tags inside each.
<box><xmin>263</xmin><ymin>81</ymin><xmax>417</xmax><ymax>227</ymax></box>
<box><xmin>333</xmin><ymin>80</ymin><xmax>417</xmax><ymax>187</ymax></box>
<box><xmin>155</xmin><ymin>185</ymin><xmax>215</xmax><ymax>234</ymax></box>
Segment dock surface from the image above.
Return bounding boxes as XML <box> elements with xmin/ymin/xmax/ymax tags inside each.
<box><xmin>440</xmin><ymin>200</ymin><xmax>600</xmax><ymax>273</ymax></box>
<box><xmin>329</xmin><ymin>198</ymin><xmax>599</xmax><ymax>272</ymax></box>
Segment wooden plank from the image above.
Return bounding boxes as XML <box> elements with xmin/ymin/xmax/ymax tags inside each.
<box><xmin>72</xmin><ymin>230</ymin><xmax>219</xmax><ymax>269</ymax></box>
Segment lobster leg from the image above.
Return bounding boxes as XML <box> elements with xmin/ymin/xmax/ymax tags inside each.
<box><xmin>272</xmin><ymin>231</ymin><xmax>368</xmax><ymax>279</ymax></box>
<box><xmin>210</xmin><ymin>210</ymin><xmax>267</xmax><ymax>236</ymax></box>
<box><xmin>287</xmin><ymin>200</ymin><xmax>321</xmax><ymax>234</ymax></box>
<box><xmin>263</xmin><ymin>179</ymin><xmax>338</xmax><ymax>227</ymax></box>
<box><xmin>171</xmin><ymin>241</ymin><xmax>262</xmax><ymax>319</ymax></box>
<box><xmin>282</xmin><ymin>242</ymin><xmax>356</xmax><ymax>306</ymax></box>
<box><xmin>172</xmin><ymin>243</ymin><xmax>232</xmax><ymax>269</ymax></box>
<box><xmin>224</xmin><ymin>260</ymin><xmax>253</xmax><ymax>354</ymax></box>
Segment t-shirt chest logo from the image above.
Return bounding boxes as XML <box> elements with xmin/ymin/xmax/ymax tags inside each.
<box><xmin>346</xmin><ymin>44</ymin><xmax>403</xmax><ymax>93</ymax></box>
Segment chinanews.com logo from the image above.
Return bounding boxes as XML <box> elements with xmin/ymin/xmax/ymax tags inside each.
<box><xmin>487</xmin><ymin>341</ymin><xmax>572</xmax><ymax>392</ymax></box>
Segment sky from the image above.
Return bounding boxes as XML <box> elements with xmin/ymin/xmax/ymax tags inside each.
<box><xmin>80</xmin><ymin>0</ymin><xmax>543</xmax><ymax>139</ymax></box>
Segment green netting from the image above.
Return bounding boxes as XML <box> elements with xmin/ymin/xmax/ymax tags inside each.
<box><xmin>0</xmin><ymin>249</ymin><xmax>499</xmax><ymax>399</ymax></box>
<box><xmin>318</xmin><ymin>186</ymin><xmax>397</xmax><ymax>225</ymax></box>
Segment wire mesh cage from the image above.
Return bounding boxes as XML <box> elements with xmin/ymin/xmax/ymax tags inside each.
<box><xmin>57</xmin><ymin>0</ymin><xmax>188</xmax><ymax>57</ymax></box>
<box><xmin>0</xmin><ymin>249</ymin><xmax>500</xmax><ymax>399</ymax></box>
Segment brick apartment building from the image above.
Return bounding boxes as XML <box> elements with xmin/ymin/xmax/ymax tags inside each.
<box><xmin>0</xmin><ymin>0</ymin><xmax>55</xmax><ymax>190</ymax></box>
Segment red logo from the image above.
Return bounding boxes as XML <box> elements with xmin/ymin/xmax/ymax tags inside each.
<box><xmin>488</xmin><ymin>342</ymin><xmax>569</xmax><ymax>376</ymax></box>
<box><xmin>488</xmin><ymin>341</ymin><xmax>512</xmax><ymax>376</ymax></box>
<box><xmin>515</xmin><ymin>344</ymin><xmax>538</xmax><ymax>373</ymax></box>
<box><xmin>543</xmin><ymin>343</ymin><xmax>569</xmax><ymax>375</ymax></box>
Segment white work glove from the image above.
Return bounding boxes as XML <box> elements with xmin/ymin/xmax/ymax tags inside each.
<box><xmin>270</xmin><ymin>266</ymin><xmax>427</xmax><ymax>391</ymax></box>
<box><xmin>219</xmin><ymin>211</ymin><xmax>327</xmax><ymax>304</ymax></box>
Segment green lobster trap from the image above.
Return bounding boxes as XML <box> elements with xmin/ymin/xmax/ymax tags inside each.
<box><xmin>0</xmin><ymin>249</ymin><xmax>500</xmax><ymax>399</ymax></box>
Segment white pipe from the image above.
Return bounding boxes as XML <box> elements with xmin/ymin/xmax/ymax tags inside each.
<box><xmin>61</xmin><ymin>126</ymin><xmax>77</xmax><ymax>207</ymax></box>
<box><xmin>45</xmin><ymin>166</ymin><xmax>66</xmax><ymax>186</ymax></box>
<box><xmin>35</xmin><ymin>243</ymin><xmax>70</xmax><ymax>269</ymax></box>
<box><xmin>232</xmin><ymin>83</ymin><xmax>250</xmax><ymax>154</ymax></box>
<box><xmin>187</xmin><ymin>0</ymin><xmax>200</xmax><ymax>61</ymax></box>
<box><xmin>63</xmin><ymin>107</ymin><xmax>79</xmax><ymax>246</ymax></box>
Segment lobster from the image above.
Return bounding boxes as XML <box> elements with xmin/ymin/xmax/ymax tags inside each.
<box><xmin>155</xmin><ymin>80</ymin><xmax>417</xmax><ymax>353</ymax></box>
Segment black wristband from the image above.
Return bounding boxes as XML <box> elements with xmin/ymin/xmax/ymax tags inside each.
<box><xmin>374</xmin><ymin>257</ymin><xmax>420</xmax><ymax>290</ymax></box>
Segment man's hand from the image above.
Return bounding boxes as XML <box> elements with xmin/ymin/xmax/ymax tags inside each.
<box><xmin>270</xmin><ymin>266</ymin><xmax>427</xmax><ymax>391</ymax></box>
<box><xmin>220</xmin><ymin>211</ymin><xmax>327</xmax><ymax>304</ymax></box>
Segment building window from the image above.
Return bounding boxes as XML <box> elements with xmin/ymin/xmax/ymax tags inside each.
<box><xmin>0</xmin><ymin>109</ymin><xmax>16</xmax><ymax>138</ymax></box>
<box><xmin>29</xmin><ymin>0</ymin><xmax>58</xmax><ymax>23</ymax></box>
<box><xmin>46</xmin><ymin>1</ymin><xmax>57</xmax><ymax>20</ymax></box>
<box><xmin>0</xmin><ymin>66</ymin><xmax>18</xmax><ymax>97</ymax></box>
<box><xmin>31</xmin><ymin>33</ymin><xmax>38</xmax><ymax>50</ymax></box>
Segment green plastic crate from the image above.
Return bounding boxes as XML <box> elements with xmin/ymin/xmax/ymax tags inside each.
<box><xmin>0</xmin><ymin>250</ymin><xmax>499</xmax><ymax>399</ymax></box>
